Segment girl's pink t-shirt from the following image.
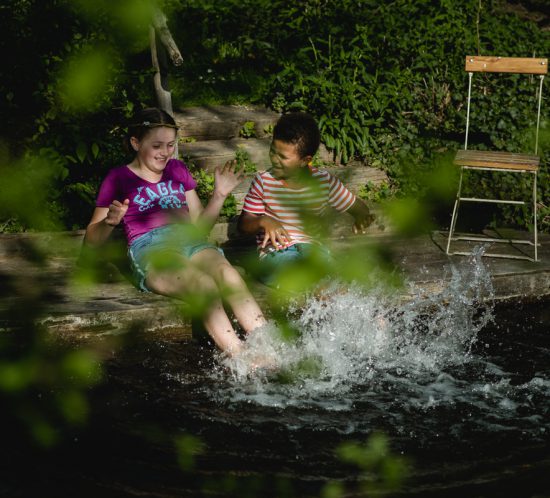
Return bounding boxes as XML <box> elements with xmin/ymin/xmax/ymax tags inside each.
<box><xmin>96</xmin><ymin>159</ymin><xmax>197</xmax><ymax>246</ymax></box>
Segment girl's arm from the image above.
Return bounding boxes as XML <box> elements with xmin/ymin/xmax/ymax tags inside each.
<box><xmin>186</xmin><ymin>160</ymin><xmax>244</xmax><ymax>230</ymax></box>
<box><xmin>84</xmin><ymin>199</ymin><xmax>129</xmax><ymax>247</ymax></box>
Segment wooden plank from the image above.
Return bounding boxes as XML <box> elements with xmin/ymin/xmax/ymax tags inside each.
<box><xmin>454</xmin><ymin>150</ymin><xmax>539</xmax><ymax>171</ymax></box>
<box><xmin>464</xmin><ymin>56</ymin><xmax>548</xmax><ymax>74</ymax></box>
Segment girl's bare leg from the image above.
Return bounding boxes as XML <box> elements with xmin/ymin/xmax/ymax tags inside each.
<box><xmin>145</xmin><ymin>259</ymin><xmax>243</xmax><ymax>355</ymax></box>
<box><xmin>191</xmin><ymin>249</ymin><xmax>267</xmax><ymax>334</ymax></box>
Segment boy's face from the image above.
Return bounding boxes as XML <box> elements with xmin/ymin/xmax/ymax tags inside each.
<box><xmin>269</xmin><ymin>139</ymin><xmax>311</xmax><ymax>180</ymax></box>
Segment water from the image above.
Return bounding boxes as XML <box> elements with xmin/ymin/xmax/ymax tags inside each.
<box><xmin>211</xmin><ymin>247</ymin><xmax>495</xmax><ymax>411</ymax></box>
<box><xmin>3</xmin><ymin>251</ymin><xmax>550</xmax><ymax>497</ymax></box>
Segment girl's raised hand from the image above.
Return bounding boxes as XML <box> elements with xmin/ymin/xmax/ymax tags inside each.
<box><xmin>105</xmin><ymin>199</ymin><xmax>130</xmax><ymax>226</ymax></box>
<box><xmin>214</xmin><ymin>160</ymin><xmax>245</xmax><ymax>197</ymax></box>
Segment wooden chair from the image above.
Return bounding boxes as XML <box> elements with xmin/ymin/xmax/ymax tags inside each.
<box><xmin>446</xmin><ymin>56</ymin><xmax>547</xmax><ymax>262</ymax></box>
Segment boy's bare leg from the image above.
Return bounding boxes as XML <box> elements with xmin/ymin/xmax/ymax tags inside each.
<box><xmin>192</xmin><ymin>249</ymin><xmax>267</xmax><ymax>334</ymax></box>
<box><xmin>145</xmin><ymin>261</ymin><xmax>243</xmax><ymax>355</ymax></box>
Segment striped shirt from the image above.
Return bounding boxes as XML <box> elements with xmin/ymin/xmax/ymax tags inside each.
<box><xmin>242</xmin><ymin>167</ymin><xmax>356</xmax><ymax>256</ymax></box>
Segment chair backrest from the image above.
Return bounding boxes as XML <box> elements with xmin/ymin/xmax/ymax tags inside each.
<box><xmin>465</xmin><ymin>56</ymin><xmax>547</xmax><ymax>74</ymax></box>
<box><xmin>463</xmin><ymin>55</ymin><xmax>548</xmax><ymax>152</ymax></box>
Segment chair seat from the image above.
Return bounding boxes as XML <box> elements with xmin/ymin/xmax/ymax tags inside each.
<box><xmin>454</xmin><ymin>150</ymin><xmax>539</xmax><ymax>171</ymax></box>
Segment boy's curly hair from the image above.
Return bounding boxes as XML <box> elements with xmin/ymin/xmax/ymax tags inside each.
<box><xmin>273</xmin><ymin>112</ymin><xmax>320</xmax><ymax>159</ymax></box>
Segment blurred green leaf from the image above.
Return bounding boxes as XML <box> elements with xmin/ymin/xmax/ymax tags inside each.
<box><xmin>62</xmin><ymin>350</ymin><xmax>103</xmax><ymax>386</ymax></box>
<box><xmin>175</xmin><ymin>433</ymin><xmax>205</xmax><ymax>471</ymax></box>
<box><xmin>57</xmin><ymin>48</ymin><xmax>113</xmax><ymax>111</ymax></box>
<box><xmin>29</xmin><ymin>418</ymin><xmax>58</xmax><ymax>448</ymax></box>
<box><xmin>0</xmin><ymin>361</ymin><xmax>36</xmax><ymax>392</ymax></box>
<box><xmin>0</xmin><ymin>149</ymin><xmax>64</xmax><ymax>230</ymax></box>
<box><xmin>56</xmin><ymin>390</ymin><xmax>89</xmax><ymax>424</ymax></box>
<box><xmin>384</xmin><ymin>197</ymin><xmax>432</xmax><ymax>236</ymax></box>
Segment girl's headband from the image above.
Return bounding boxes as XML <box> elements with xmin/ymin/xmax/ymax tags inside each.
<box><xmin>131</xmin><ymin>121</ymin><xmax>179</xmax><ymax>129</ymax></box>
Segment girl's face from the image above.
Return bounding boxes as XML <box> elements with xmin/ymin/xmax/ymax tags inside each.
<box><xmin>131</xmin><ymin>126</ymin><xmax>177</xmax><ymax>175</ymax></box>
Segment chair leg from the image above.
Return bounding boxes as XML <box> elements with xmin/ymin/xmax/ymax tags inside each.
<box><xmin>446</xmin><ymin>168</ymin><xmax>464</xmax><ymax>255</ymax></box>
<box><xmin>534</xmin><ymin>171</ymin><xmax>538</xmax><ymax>262</ymax></box>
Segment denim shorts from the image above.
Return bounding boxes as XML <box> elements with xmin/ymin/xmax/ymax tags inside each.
<box><xmin>128</xmin><ymin>225</ymin><xmax>223</xmax><ymax>292</ymax></box>
<box><xmin>258</xmin><ymin>243</ymin><xmax>332</xmax><ymax>286</ymax></box>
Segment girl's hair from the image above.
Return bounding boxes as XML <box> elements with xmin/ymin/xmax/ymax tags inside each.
<box><xmin>124</xmin><ymin>107</ymin><xmax>178</xmax><ymax>153</ymax></box>
<box><xmin>273</xmin><ymin>112</ymin><xmax>320</xmax><ymax>158</ymax></box>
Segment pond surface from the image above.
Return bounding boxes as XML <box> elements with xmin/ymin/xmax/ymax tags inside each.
<box><xmin>3</xmin><ymin>255</ymin><xmax>550</xmax><ymax>497</ymax></box>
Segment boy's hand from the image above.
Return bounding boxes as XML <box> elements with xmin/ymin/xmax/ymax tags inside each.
<box><xmin>260</xmin><ymin>216</ymin><xmax>291</xmax><ymax>249</ymax></box>
<box><xmin>214</xmin><ymin>160</ymin><xmax>245</xmax><ymax>197</ymax></box>
<box><xmin>352</xmin><ymin>212</ymin><xmax>375</xmax><ymax>234</ymax></box>
<box><xmin>105</xmin><ymin>199</ymin><xmax>129</xmax><ymax>226</ymax></box>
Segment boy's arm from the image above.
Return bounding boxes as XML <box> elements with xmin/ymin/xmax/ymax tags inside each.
<box><xmin>238</xmin><ymin>211</ymin><xmax>291</xmax><ymax>249</ymax></box>
<box><xmin>346</xmin><ymin>198</ymin><xmax>375</xmax><ymax>234</ymax></box>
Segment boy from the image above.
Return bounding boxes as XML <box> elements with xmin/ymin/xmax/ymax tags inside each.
<box><xmin>237</xmin><ymin>112</ymin><xmax>374</xmax><ymax>285</ymax></box>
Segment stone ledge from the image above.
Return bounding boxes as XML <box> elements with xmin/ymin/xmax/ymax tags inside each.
<box><xmin>1</xmin><ymin>231</ymin><xmax>549</xmax><ymax>341</ymax></box>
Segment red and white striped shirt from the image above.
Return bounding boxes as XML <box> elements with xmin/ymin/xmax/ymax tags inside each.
<box><xmin>242</xmin><ymin>167</ymin><xmax>356</xmax><ymax>256</ymax></box>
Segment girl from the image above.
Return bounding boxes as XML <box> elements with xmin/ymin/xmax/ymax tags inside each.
<box><xmin>84</xmin><ymin>107</ymin><xmax>267</xmax><ymax>356</ymax></box>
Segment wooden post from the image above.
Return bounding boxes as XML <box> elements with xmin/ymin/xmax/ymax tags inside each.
<box><xmin>152</xmin><ymin>8</ymin><xmax>183</xmax><ymax>68</ymax></box>
<box><xmin>149</xmin><ymin>8</ymin><xmax>183</xmax><ymax>156</ymax></box>
<box><xmin>149</xmin><ymin>25</ymin><xmax>173</xmax><ymax>114</ymax></box>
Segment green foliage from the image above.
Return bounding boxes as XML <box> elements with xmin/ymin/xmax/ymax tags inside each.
<box><xmin>358</xmin><ymin>181</ymin><xmax>394</xmax><ymax>204</ymax></box>
<box><xmin>235</xmin><ymin>146</ymin><xmax>257</xmax><ymax>174</ymax></box>
<box><xmin>0</xmin><ymin>147</ymin><xmax>66</xmax><ymax>231</ymax></box>
<box><xmin>239</xmin><ymin>120</ymin><xmax>257</xmax><ymax>138</ymax></box>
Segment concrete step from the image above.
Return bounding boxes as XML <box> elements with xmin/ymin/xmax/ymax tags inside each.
<box><xmin>179</xmin><ymin>137</ymin><xmax>273</xmax><ymax>172</ymax></box>
<box><xmin>174</xmin><ymin>104</ymin><xmax>280</xmax><ymax>141</ymax></box>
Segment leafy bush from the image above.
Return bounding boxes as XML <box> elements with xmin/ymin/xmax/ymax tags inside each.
<box><xmin>168</xmin><ymin>0</ymin><xmax>549</xmax><ymax>231</ymax></box>
<box><xmin>1</xmin><ymin>0</ymin><xmax>548</xmax><ymax>232</ymax></box>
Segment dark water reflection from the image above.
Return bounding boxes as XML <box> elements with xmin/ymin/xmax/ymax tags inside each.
<box><xmin>2</xmin><ymin>299</ymin><xmax>550</xmax><ymax>498</ymax></box>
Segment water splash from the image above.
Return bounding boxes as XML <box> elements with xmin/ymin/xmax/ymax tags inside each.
<box><xmin>212</xmin><ymin>247</ymin><xmax>495</xmax><ymax>408</ymax></box>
